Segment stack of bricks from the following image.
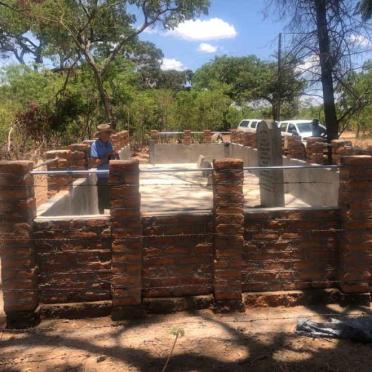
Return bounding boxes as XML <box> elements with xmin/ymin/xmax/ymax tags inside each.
<box><xmin>242</xmin><ymin>132</ymin><xmax>256</xmax><ymax>148</ymax></box>
<box><xmin>230</xmin><ymin>129</ymin><xmax>238</xmax><ymax>143</ymax></box>
<box><xmin>285</xmin><ymin>136</ymin><xmax>306</xmax><ymax>160</ymax></box>
<box><xmin>331</xmin><ymin>140</ymin><xmax>353</xmax><ymax>165</ymax></box>
<box><xmin>213</xmin><ymin>158</ymin><xmax>244</xmax><ymax>310</ymax></box>
<box><xmin>338</xmin><ymin>156</ymin><xmax>372</xmax><ymax>303</ymax></box>
<box><xmin>109</xmin><ymin>160</ymin><xmax>144</xmax><ymax>319</ymax></box>
<box><xmin>183</xmin><ymin>130</ymin><xmax>192</xmax><ymax>145</ymax></box>
<box><xmin>142</xmin><ymin>214</ymin><xmax>214</xmax><ymax>298</ymax></box>
<box><xmin>236</xmin><ymin>131</ymin><xmax>244</xmax><ymax>145</ymax></box>
<box><xmin>0</xmin><ymin>161</ymin><xmax>39</xmax><ymax>328</ymax></box>
<box><xmin>306</xmin><ymin>137</ymin><xmax>327</xmax><ymax>164</ymax></box>
<box><xmin>150</xmin><ymin>130</ymin><xmax>160</xmax><ymax>144</ymax></box>
<box><xmin>33</xmin><ymin>219</ymin><xmax>112</xmax><ymax>304</ymax></box>
<box><xmin>111</xmin><ymin>130</ymin><xmax>129</xmax><ymax>152</ymax></box>
<box><xmin>203</xmin><ymin>129</ymin><xmax>212</xmax><ymax>143</ymax></box>
<box><xmin>243</xmin><ymin>209</ymin><xmax>339</xmax><ymax>293</ymax></box>
<box><xmin>45</xmin><ymin>150</ymin><xmax>72</xmax><ymax>198</ymax></box>
<box><xmin>69</xmin><ymin>143</ymin><xmax>89</xmax><ymax>171</ymax></box>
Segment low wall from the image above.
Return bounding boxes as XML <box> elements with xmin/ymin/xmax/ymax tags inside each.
<box><xmin>37</xmin><ymin>174</ymin><xmax>99</xmax><ymax>216</ymax></box>
<box><xmin>33</xmin><ymin>217</ymin><xmax>112</xmax><ymax>304</ymax></box>
<box><xmin>142</xmin><ymin>213</ymin><xmax>214</xmax><ymax>298</ymax></box>
<box><xmin>2</xmin><ymin>157</ymin><xmax>371</xmax><ymax>326</ymax></box>
<box><xmin>229</xmin><ymin>143</ymin><xmax>258</xmax><ymax>166</ymax></box>
<box><xmin>243</xmin><ymin>208</ymin><xmax>340</xmax><ymax>292</ymax></box>
<box><xmin>31</xmin><ymin>208</ymin><xmax>341</xmax><ymax>306</ymax></box>
<box><xmin>283</xmin><ymin>157</ymin><xmax>339</xmax><ymax>207</ymax></box>
<box><xmin>149</xmin><ymin>143</ymin><xmax>227</xmax><ymax>164</ymax></box>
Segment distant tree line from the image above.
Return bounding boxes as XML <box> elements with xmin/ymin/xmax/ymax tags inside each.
<box><xmin>0</xmin><ymin>0</ymin><xmax>371</xmax><ymax>157</ymax></box>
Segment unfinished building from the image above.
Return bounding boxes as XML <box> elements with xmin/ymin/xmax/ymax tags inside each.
<box><xmin>1</xmin><ymin>122</ymin><xmax>371</xmax><ymax>328</ymax></box>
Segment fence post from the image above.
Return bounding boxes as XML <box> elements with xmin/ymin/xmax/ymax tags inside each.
<box><xmin>213</xmin><ymin>158</ymin><xmax>244</xmax><ymax>311</ymax></box>
<box><xmin>0</xmin><ymin>161</ymin><xmax>39</xmax><ymax>328</ymax></box>
<box><xmin>338</xmin><ymin>155</ymin><xmax>372</xmax><ymax>304</ymax></box>
<box><xmin>109</xmin><ymin>160</ymin><xmax>144</xmax><ymax>318</ymax></box>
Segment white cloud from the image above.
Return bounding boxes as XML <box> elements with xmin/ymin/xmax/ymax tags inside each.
<box><xmin>198</xmin><ymin>42</ymin><xmax>218</xmax><ymax>53</ymax></box>
<box><xmin>169</xmin><ymin>18</ymin><xmax>237</xmax><ymax>41</ymax></box>
<box><xmin>161</xmin><ymin>58</ymin><xmax>186</xmax><ymax>71</ymax></box>
<box><xmin>296</xmin><ymin>54</ymin><xmax>320</xmax><ymax>75</ymax></box>
<box><xmin>349</xmin><ymin>34</ymin><xmax>370</xmax><ymax>47</ymax></box>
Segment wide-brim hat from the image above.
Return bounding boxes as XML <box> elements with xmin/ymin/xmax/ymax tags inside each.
<box><xmin>94</xmin><ymin>123</ymin><xmax>113</xmax><ymax>137</ymax></box>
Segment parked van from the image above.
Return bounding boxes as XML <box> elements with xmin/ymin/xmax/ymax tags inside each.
<box><xmin>237</xmin><ymin>119</ymin><xmax>263</xmax><ymax>132</ymax></box>
<box><xmin>279</xmin><ymin>120</ymin><xmax>326</xmax><ymax>143</ymax></box>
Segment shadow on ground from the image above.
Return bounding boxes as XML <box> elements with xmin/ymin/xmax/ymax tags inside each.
<box><xmin>0</xmin><ymin>303</ymin><xmax>371</xmax><ymax>371</ymax></box>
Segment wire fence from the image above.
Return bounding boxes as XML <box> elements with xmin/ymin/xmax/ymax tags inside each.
<box><xmin>0</xmin><ymin>163</ymin><xmax>343</xmax><ymax>216</ymax></box>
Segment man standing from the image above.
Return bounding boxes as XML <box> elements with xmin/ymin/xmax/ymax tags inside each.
<box><xmin>91</xmin><ymin>123</ymin><xmax>117</xmax><ymax>214</ymax></box>
<box><xmin>312</xmin><ymin>119</ymin><xmax>327</xmax><ymax>138</ymax></box>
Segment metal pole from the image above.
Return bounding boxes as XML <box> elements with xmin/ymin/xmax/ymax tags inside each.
<box><xmin>30</xmin><ymin>164</ymin><xmax>341</xmax><ymax>176</ymax></box>
<box><xmin>276</xmin><ymin>32</ymin><xmax>282</xmax><ymax>122</ymax></box>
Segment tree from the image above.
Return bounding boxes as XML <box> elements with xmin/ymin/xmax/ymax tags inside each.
<box><xmin>269</xmin><ymin>0</ymin><xmax>371</xmax><ymax>142</ymax></box>
<box><xmin>0</xmin><ymin>4</ymin><xmax>44</xmax><ymax>66</ymax></box>
<box><xmin>193</xmin><ymin>55</ymin><xmax>305</xmax><ymax>119</ymax></box>
<box><xmin>0</xmin><ymin>0</ymin><xmax>209</xmax><ymax>127</ymax></box>
<box><xmin>359</xmin><ymin>0</ymin><xmax>372</xmax><ymax>20</ymax></box>
<box><xmin>338</xmin><ymin>60</ymin><xmax>372</xmax><ymax>137</ymax></box>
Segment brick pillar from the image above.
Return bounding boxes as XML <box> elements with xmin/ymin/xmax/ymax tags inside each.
<box><xmin>45</xmin><ymin>150</ymin><xmax>72</xmax><ymax>198</ymax></box>
<box><xmin>242</xmin><ymin>132</ymin><xmax>256</xmax><ymax>148</ymax></box>
<box><xmin>183</xmin><ymin>130</ymin><xmax>192</xmax><ymax>145</ymax></box>
<box><xmin>332</xmin><ymin>140</ymin><xmax>353</xmax><ymax>165</ymax></box>
<box><xmin>111</xmin><ymin>133</ymin><xmax>120</xmax><ymax>152</ymax></box>
<box><xmin>122</xmin><ymin>130</ymin><xmax>129</xmax><ymax>146</ymax></box>
<box><xmin>338</xmin><ymin>156</ymin><xmax>372</xmax><ymax>304</ymax></box>
<box><xmin>213</xmin><ymin>159</ymin><xmax>244</xmax><ymax>311</ymax></box>
<box><xmin>285</xmin><ymin>136</ymin><xmax>306</xmax><ymax>160</ymax></box>
<box><xmin>150</xmin><ymin>130</ymin><xmax>160</xmax><ymax>144</ymax></box>
<box><xmin>109</xmin><ymin>160</ymin><xmax>144</xmax><ymax>319</ymax></box>
<box><xmin>69</xmin><ymin>143</ymin><xmax>89</xmax><ymax>171</ymax></box>
<box><xmin>203</xmin><ymin>130</ymin><xmax>212</xmax><ymax>143</ymax></box>
<box><xmin>306</xmin><ymin>137</ymin><xmax>326</xmax><ymax>164</ymax></box>
<box><xmin>0</xmin><ymin>161</ymin><xmax>39</xmax><ymax>328</ymax></box>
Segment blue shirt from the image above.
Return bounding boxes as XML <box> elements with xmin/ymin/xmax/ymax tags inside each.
<box><xmin>90</xmin><ymin>139</ymin><xmax>113</xmax><ymax>177</ymax></box>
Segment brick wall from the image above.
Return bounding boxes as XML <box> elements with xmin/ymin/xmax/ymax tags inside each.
<box><xmin>142</xmin><ymin>213</ymin><xmax>214</xmax><ymax>297</ymax></box>
<box><xmin>242</xmin><ymin>209</ymin><xmax>340</xmax><ymax>292</ymax></box>
<box><xmin>33</xmin><ymin>218</ymin><xmax>112</xmax><ymax>303</ymax></box>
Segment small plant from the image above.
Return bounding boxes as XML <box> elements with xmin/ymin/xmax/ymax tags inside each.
<box><xmin>161</xmin><ymin>327</ymin><xmax>185</xmax><ymax>372</ymax></box>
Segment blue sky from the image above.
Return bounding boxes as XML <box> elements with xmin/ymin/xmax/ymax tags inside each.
<box><xmin>140</xmin><ymin>0</ymin><xmax>287</xmax><ymax>71</ymax></box>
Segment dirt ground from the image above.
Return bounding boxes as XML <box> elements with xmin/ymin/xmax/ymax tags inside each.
<box><xmin>1</xmin><ymin>305</ymin><xmax>372</xmax><ymax>372</ymax></box>
<box><xmin>339</xmin><ymin>131</ymin><xmax>372</xmax><ymax>148</ymax></box>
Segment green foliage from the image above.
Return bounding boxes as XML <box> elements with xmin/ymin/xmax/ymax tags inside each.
<box><xmin>193</xmin><ymin>55</ymin><xmax>305</xmax><ymax>118</ymax></box>
<box><xmin>359</xmin><ymin>0</ymin><xmax>372</xmax><ymax>20</ymax></box>
<box><xmin>337</xmin><ymin>61</ymin><xmax>372</xmax><ymax>136</ymax></box>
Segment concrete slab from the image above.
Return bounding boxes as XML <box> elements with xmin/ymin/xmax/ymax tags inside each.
<box><xmin>140</xmin><ymin>163</ymin><xmax>212</xmax><ymax>212</ymax></box>
<box><xmin>139</xmin><ymin>163</ymin><xmax>308</xmax><ymax>213</ymax></box>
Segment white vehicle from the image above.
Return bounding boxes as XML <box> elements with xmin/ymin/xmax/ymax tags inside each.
<box><xmin>279</xmin><ymin>120</ymin><xmax>326</xmax><ymax>143</ymax></box>
<box><xmin>237</xmin><ymin>119</ymin><xmax>263</xmax><ymax>132</ymax></box>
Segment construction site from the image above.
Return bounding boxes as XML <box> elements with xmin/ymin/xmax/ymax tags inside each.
<box><xmin>1</xmin><ymin>123</ymin><xmax>372</xmax><ymax>371</ymax></box>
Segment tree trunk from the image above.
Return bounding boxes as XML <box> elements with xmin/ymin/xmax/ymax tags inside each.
<box><xmin>92</xmin><ymin>68</ymin><xmax>116</xmax><ymax>128</ymax></box>
<box><xmin>314</xmin><ymin>0</ymin><xmax>338</xmax><ymax>144</ymax></box>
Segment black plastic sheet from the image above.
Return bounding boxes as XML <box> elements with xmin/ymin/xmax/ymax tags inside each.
<box><xmin>296</xmin><ymin>317</ymin><xmax>372</xmax><ymax>342</ymax></box>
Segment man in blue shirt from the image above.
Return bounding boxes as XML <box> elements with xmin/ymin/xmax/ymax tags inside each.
<box><xmin>91</xmin><ymin>123</ymin><xmax>117</xmax><ymax>213</ymax></box>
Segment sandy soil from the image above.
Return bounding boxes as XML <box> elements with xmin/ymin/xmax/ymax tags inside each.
<box><xmin>339</xmin><ymin>131</ymin><xmax>372</xmax><ymax>148</ymax></box>
<box><xmin>0</xmin><ymin>305</ymin><xmax>371</xmax><ymax>372</ymax></box>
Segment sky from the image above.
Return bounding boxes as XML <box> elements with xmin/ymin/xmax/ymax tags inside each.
<box><xmin>140</xmin><ymin>0</ymin><xmax>287</xmax><ymax>72</ymax></box>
